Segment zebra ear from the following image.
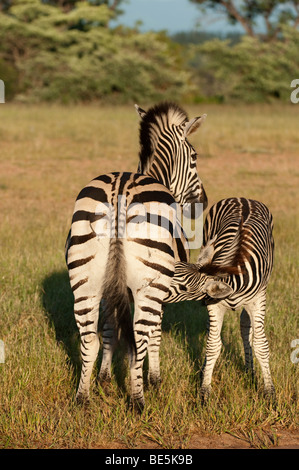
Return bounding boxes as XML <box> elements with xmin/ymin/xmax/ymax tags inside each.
<box><xmin>202</xmin><ymin>279</ymin><xmax>233</xmax><ymax>299</ymax></box>
<box><xmin>196</xmin><ymin>237</ymin><xmax>215</xmax><ymax>268</ymax></box>
<box><xmin>135</xmin><ymin>104</ymin><xmax>147</xmax><ymax>119</ymax></box>
<box><xmin>184</xmin><ymin>114</ymin><xmax>207</xmax><ymax>137</ymax></box>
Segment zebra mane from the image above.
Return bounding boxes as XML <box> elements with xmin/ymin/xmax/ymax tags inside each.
<box><xmin>138</xmin><ymin>102</ymin><xmax>188</xmax><ymax>173</ymax></box>
<box><xmin>198</xmin><ymin>218</ymin><xmax>252</xmax><ymax>277</ymax></box>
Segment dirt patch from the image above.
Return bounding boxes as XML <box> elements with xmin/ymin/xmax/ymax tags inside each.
<box><xmin>187</xmin><ymin>430</ymin><xmax>299</xmax><ymax>449</ymax></box>
<box><xmin>98</xmin><ymin>429</ymin><xmax>299</xmax><ymax>450</ymax></box>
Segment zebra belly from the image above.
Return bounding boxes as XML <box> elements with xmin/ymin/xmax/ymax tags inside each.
<box><xmin>216</xmin><ymin>282</ymin><xmax>267</xmax><ymax>311</ymax></box>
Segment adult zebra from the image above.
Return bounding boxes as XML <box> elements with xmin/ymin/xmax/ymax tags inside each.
<box><xmin>65</xmin><ymin>102</ymin><xmax>207</xmax><ymax>409</ymax></box>
<box><xmin>165</xmin><ymin>197</ymin><xmax>275</xmax><ymax>399</ymax></box>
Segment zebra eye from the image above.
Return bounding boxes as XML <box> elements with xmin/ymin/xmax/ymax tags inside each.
<box><xmin>179</xmin><ymin>284</ymin><xmax>187</xmax><ymax>292</ymax></box>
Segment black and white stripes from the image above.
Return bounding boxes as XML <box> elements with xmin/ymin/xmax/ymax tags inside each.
<box><xmin>165</xmin><ymin>197</ymin><xmax>275</xmax><ymax>399</ymax></box>
<box><xmin>65</xmin><ymin>102</ymin><xmax>207</xmax><ymax>408</ymax></box>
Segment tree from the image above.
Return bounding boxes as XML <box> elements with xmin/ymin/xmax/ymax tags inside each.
<box><xmin>0</xmin><ymin>0</ymin><xmax>125</xmax><ymax>16</ymax></box>
<box><xmin>190</xmin><ymin>0</ymin><xmax>299</xmax><ymax>41</ymax></box>
<box><xmin>0</xmin><ymin>0</ymin><xmax>11</xmax><ymax>11</ymax></box>
<box><xmin>44</xmin><ymin>0</ymin><xmax>125</xmax><ymax>16</ymax></box>
<box><xmin>0</xmin><ymin>0</ymin><xmax>190</xmax><ymax>103</ymax></box>
<box><xmin>188</xmin><ymin>25</ymin><xmax>299</xmax><ymax>102</ymax></box>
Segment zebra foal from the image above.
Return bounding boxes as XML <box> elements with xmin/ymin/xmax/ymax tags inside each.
<box><xmin>65</xmin><ymin>102</ymin><xmax>207</xmax><ymax>409</ymax></box>
<box><xmin>165</xmin><ymin>197</ymin><xmax>275</xmax><ymax>399</ymax></box>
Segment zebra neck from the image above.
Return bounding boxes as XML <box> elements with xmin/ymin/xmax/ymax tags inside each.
<box><xmin>143</xmin><ymin>153</ymin><xmax>172</xmax><ymax>190</ymax></box>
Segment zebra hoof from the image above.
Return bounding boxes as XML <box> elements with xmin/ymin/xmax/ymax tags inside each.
<box><xmin>130</xmin><ymin>397</ymin><xmax>145</xmax><ymax>415</ymax></box>
<box><xmin>97</xmin><ymin>374</ymin><xmax>112</xmax><ymax>395</ymax></box>
<box><xmin>264</xmin><ymin>385</ymin><xmax>276</xmax><ymax>402</ymax></box>
<box><xmin>98</xmin><ymin>369</ymin><xmax>112</xmax><ymax>384</ymax></box>
<box><xmin>148</xmin><ymin>374</ymin><xmax>162</xmax><ymax>389</ymax></box>
<box><xmin>75</xmin><ymin>392</ymin><xmax>90</xmax><ymax>407</ymax></box>
<box><xmin>200</xmin><ymin>385</ymin><xmax>211</xmax><ymax>403</ymax></box>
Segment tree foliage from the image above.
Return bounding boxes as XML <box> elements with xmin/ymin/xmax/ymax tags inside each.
<box><xmin>0</xmin><ymin>0</ymin><xmax>125</xmax><ymax>14</ymax></box>
<box><xmin>190</xmin><ymin>0</ymin><xmax>299</xmax><ymax>41</ymax></box>
<box><xmin>189</xmin><ymin>25</ymin><xmax>299</xmax><ymax>102</ymax></box>
<box><xmin>0</xmin><ymin>0</ymin><xmax>298</xmax><ymax>103</ymax></box>
<box><xmin>0</xmin><ymin>0</ymin><xmax>190</xmax><ymax>103</ymax></box>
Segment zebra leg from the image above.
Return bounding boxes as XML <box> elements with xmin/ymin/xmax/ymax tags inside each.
<box><xmin>73</xmin><ymin>288</ymin><xmax>101</xmax><ymax>404</ymax></box>
<box><xmin>201</xmin><ymin>302</ymin><xmax>226</xmax><ymax>400</ymax></box>
<box><xmin>130</xmin><ymin>303</ymin><xmax>163</xmax><ymax>412</ymax></box>
<box><xmin>147</xmin><ymin>320</ymin><xmax>162</xmax><ymax>388</ymax></box>
<box><xmin>240</xmin><ymin>308</ymin><xmax>254</xmax><ymax>377</ymax></box>
<box><xmin>98</xmin><ymin>307</ymin><xmax>118</xmax><ymax>387</ymax></box>
<box><xmin>246</xmin><ymin>291</ymin><xmax>275</xmax><ymax>398</ymax></box>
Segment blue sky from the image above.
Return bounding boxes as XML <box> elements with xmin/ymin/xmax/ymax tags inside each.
<box><xmin>111</xmin><ymin>0</ymin><xmax>245</xmax><ymax>34</ymax></box>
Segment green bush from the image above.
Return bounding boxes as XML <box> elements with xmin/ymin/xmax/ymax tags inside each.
<box><xmin>0</xmin><ymin>1</ymin><xmax>190</xmax><ymax>103</ymax></box>
<box><xmin>189</xmin><ymin>27</ymin><xmax>299</xmax><ymax>103</ymax></box>
<box><xmin>0</xmin><ymin>59</ymin><xmax>19</xmax><ymax>101</ymax></box>
<box><xmin>0</xmin><ymin>1</ymin><xmax>298</xmax><ymax>103</ymax></box>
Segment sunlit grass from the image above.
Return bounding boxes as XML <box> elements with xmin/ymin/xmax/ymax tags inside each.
<box><xmin>0</xmin><ymin>103</ymin><xmax>298</xmax><ymax>448</ymax></box>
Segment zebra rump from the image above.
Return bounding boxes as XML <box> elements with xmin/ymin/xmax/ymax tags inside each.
<box><xmin>65</xmin><ymin>101</ymin><xmax>208</xmax><ymax>408</ymax></box>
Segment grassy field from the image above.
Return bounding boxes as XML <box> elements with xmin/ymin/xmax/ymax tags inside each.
<box><xmin>0</xmin><ymin>103</ymin><xmax>298</xmax><ymax>449</ymax></box>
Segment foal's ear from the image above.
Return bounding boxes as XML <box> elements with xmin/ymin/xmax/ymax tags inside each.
<box><xmin>202</xmin><ymin>279</ymin><xmax>233</xmax><ymax>299</ymax></box>
<box><xmin>135</xmin><ymin>104</ymin><xmax>147</xmax><ymax>119</ymax></box>
<box><xmin>196</xmin><ymin>237</ymin><xmax>215</xmax><ymax>268</ymax></box>
<box><xmin>183</xmin><ymin>114</ymin><xmax>207</xmax><ymax>137</ymax></box>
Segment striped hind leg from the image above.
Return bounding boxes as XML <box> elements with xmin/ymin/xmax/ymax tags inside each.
<box><xmin>240</xmin><ymin>308</ymin><xmax>254</xmax><ymax>376</ymax></box>
<box><xmin>130</xmin><ymin>300</ymin><xmax>164</xmax><ymax>411</ymax></box>
<box><xmin>98</xmin><ymin>307</ymin><xmax>118</xmax><ymax>386</ymax></box>
<box><xmin>74</xmin><ymin>290</ymin><xmax>101</xmax><ymax>403</ymax></box>
<box><xmin>245</xmin><ymin>291</ymin><xmax>275</xmax><ymax>397</ymax></box>
<box><xmin>201</xmin><ymin>302</ymin><xmax>226</xmax><ymax>400</ymax></box>
<box><xmin>67</xmin><ymin>233</ymin><xmax>109</xmax><ymax>403</ymax></box>
<box><xmin>68</xmin><ymin>259</ymin><xmax>103</xmax><ymax>404</ymax></box>
<box><xmin>147</xmin><ymin>320</ymin><xmax>163</xmax><ymax>387</ymax></box>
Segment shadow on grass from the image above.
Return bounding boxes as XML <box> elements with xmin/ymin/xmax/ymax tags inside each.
<box><xmin>42</xmin><ymin>270</ymin><xmax>247</xmax><ymax>395</ymax></box>
<box><xmin>41</xmin><ymin>269</ymin><xmax>129</xmax><ymax>392</ymax></box>
<box><xmin>162</xmin><ymin>301</ymin><xmax>208</xmax><ymax>375</ymax></box>
<box><xmin>163</xmin><ymin>301</ymin><xmax>249</xmax><ymax>385</ymax></box>
<box><xmin>42</xmin><ymin>269</ymin><xmax>80</xmax><ymax>377</ymax></box>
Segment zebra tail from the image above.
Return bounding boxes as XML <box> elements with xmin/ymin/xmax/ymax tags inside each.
<box><xmin>102</xmin><ymin>237</ymin><xmax>136</xmax><ymax>358</ymax></box>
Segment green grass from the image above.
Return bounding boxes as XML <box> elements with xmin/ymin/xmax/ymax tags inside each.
<box><xmin>0</xmin><ymin>103</ymin><xmax>298</xmax><ymax>448</ymax></box>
